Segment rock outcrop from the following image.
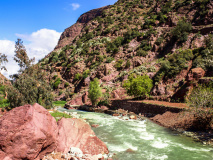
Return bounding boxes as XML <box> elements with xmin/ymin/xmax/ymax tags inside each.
<box><xmin>55</xmin><ymin>6</ymin><xmax>109</xmax><ymax>49</ymax></box>
<box><xmin>0</xmin><ymin>103</ymin><xmax>58</xmax><ymax>160</ymax></box>
<box><xmin>56</xmin><ymin>118</ymin><xmax>109</xmax><ymax>155</ymax></box>
<box><xmin>0</xmin><ymin>104</ymin><xmax>109</xmax><ymax>160</ymax></box>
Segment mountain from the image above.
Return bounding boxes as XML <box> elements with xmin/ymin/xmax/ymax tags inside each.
<box><xmin>39</xmin><ymin>0</ymin><xmax>213</xmax><ymax>103</ymax></box>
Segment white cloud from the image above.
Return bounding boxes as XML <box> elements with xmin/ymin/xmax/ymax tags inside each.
<box><xmin>71</xmin><ymin>3</ymin><xmax>80</xmax><ymax>10</ymax></box>
<box><xmin>0</xmin><ymin>29</ymin><xmax>61</xmax><ymax>79</ymax></box>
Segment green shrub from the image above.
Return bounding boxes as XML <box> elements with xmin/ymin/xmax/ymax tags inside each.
<box><xmin>82</xmin><ymin>70</ymin><xmax>90</xmax><ymax>79</ymax></box>
<box><xmin>188</xmin><ymin>84</ymin><xmax>213</xmax><ymax>130</ymax></box>
<box><xmin>154</xmin><ymin>49</ymin><xmax>194</xmax><ymax>82</ymax></box>
<box><xmin>53</xmin><ymin>78</ymin><xmax>61</xmax><ymax>89</ymax></box>
<box><xmin>136</xmin><ymin>49</ymin><xmax>148</xmax><ymax>57</ymax></box>
<box><xmin>123</xmin><ymin>75</ymin><xmax>153</xmax><ymax>98</ymax></box>
<box><xmin>105</xmin><ymin>57</ymin><xmax>114</xmax><ymax>63</ymax></box>
<box><xmin>64</xmin><ymin>82</ymin><xmax>69</xmax><ymax>88</ymax></box>
<box><xmin>171</xmin><ymin>20</ymin><xmax>192</xmax><ymax>43</ymax></box>
<box><xmin>74</xmin><ymin>73</ymin><xmax>82</xmax><ymax>81</ymax></box>
<box><xmin>115</xmin><ymin>59</ymin><xmax>124</xmax><ymax>70</ymax></box>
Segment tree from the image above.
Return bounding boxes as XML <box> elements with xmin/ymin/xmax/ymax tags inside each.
<box><xmin>7</xmin><ymin>65</ymin><xmax>53</xmax><ymax>109</ymax></box>
<box><xmin>0</xmin><ymin>53</ymin><xmax>8</xmax><ymax>71</ymax></box>
<box><xmin>14</xmin><ymin>39</ymin><xmax>35</xmax><ymax>72</ymax></box>
<box><xmin>187</xmin><ymin>84</ymin><xmax>213</xmax><ymax>130</ymax></box>
<box><xmin>88</xmin><ymin>78</ymin><xmax>102</xmax><ymax>106</ymax></box>
<box><xmin>123</xmin><ymin>75</ymin><xmax>153</xmax><ymax>98</ymax></box>
<box><xmin>6</xmin><ymin>39</ymin><xmax>53</xmax><ymax>109</ymax></box>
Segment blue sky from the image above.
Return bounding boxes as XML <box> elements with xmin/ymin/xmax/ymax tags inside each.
<box><xmin>0</xmin><ymin>0</ymin><xmax>117</xmax><ymax>78</ymax></box>
<box><xmin>0</xmin><ymin>0</ymin><xmax>117</xmax><ymax>41</ymax></box>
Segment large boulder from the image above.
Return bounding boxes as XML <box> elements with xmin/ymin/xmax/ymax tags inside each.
<box><xmin>56</xmin><ymin>118</ymin><xmax>109</xmax><ymax>155</ymax></box>
<box><xmin>0</xmin><ymin>103</ymin><xmax>58</xmax><ymax>160</ymax></box>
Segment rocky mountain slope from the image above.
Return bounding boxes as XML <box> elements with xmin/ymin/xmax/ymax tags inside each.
<box><xmin>39</xmin><ymin>0</ymin><xmax>213</xmax><ymax>104</ymax></box>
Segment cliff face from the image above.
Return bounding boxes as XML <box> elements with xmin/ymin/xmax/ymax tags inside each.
<box><xmin>55</xmin><ymin>6</ymin><xmax>110</xmax><ymax>49</ymax></box>
<box><xmin>40</xmin><ymin>0</ymin><xmax>213</xmax><ymax>103</ymax></box>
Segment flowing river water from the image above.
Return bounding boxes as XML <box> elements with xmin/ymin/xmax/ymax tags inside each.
<box><xmin>58</xmin><ymin>108</ymin><xmax>213</xmax><ymax>160</ymax></box>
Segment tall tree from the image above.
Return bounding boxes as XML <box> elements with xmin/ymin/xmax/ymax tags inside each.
<box><xmin>7</xmin><ymin>39</ymin><xmax>53</xmax><ymax>109</ymax></box>
<box><xmin>14</xmin><ymin>39</ymin><xmax>34</xmax><ymax>72</ymax></box>
<box><xmin>88</xmin><ymin>78</ymin><xmax>102</xmax><ymax>106</ymax></box>
<box><xmin>0</xmin><ymin>53</ymin><xmax>8</xmax><ymax>71</ymax></box>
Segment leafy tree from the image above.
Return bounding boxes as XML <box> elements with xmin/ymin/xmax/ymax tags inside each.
<box><xmin>88</xmin><ymin>78</ymin><xmax>102</xmax><ymax>106</ymax></box>
<box><xmin>0</xmin><ymin>53</ymin><xmax>8</xmax><ymax>71</ymax></box>
<box><xmin>14</xmin><ymin>39</ymin><xmax>35</xmax><ymax>72</ymax></box>
<box><xmin>123</xmin><ymin>75</ymin><xmax>153</xmax><ymax>98</ymax></box>
<box><xmin>7</xmin><ymin>39</ymin><xmax>53</xmax><ymax>109</ymax></box>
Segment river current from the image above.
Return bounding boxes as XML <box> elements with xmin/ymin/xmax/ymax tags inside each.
<box><xmin>58</xmin><ymin>108</ymin><xmax>213</xmax><ymax>160</ymax></box>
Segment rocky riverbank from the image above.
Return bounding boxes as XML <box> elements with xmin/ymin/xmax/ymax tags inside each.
<box><xmin>0</xmin><ymin>103</ymin><xmax>109</xmax><ymax>160</ymax></box>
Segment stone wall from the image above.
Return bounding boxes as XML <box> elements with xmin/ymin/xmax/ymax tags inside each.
<box><xmin>110</xmin><ymin>99</ymin><xmax>183</xmax><ymax>117</ymax></box>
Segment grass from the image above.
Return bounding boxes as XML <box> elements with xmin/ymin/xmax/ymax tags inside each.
<box><xmin>50</xmin><ymin>111</ymin><xmax>72</xmax><ymax>122</ymax></box>
<box><xmin>53</xmin><ymin>101</ymin><xmax>67</xmax><ymax>107</ymax></box>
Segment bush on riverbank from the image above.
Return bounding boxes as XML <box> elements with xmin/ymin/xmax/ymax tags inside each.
<box><xmin>188</xmin><ymin>84</ymin><xmax>213</xmax><ymax>131</ymax></box>
<box><xmin>123</xmin><ymin>75</ymin><xmax>153</xmax><ymax>99</ymax></box>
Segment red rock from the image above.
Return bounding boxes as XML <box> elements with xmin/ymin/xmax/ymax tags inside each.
<box><xmin>0</xmin><ymin>103</ymin><xmax>58</xmax><ymax>160</ymax></box>
<box><xmin>100</xmin><ymin>106</ymin><xmax>109</xmax><ymax>111</ymax></box>
<box><xmin>187</xmin><ymin>68</ymin><xmax>205</xmax><ymax>82</ymax></box>
<box><xmin>91</xmin><ymin>124</ymin><xmax>99</xmax><ymax>128</ymax></box>
<box><xmin>113</xmin><ymin>113</ymin><xmax>119</xmax><ymax>116</ymax></box>
<box><xmin>56</xmin><ymin>118</ymin><xmax>108</xmax><ymax>155</ymax></box>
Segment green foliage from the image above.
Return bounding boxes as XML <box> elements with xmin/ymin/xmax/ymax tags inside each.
<box><xmin>125</xmin><ymin>60</ymin><xmax>131</xmax><ymax>68</ymax></box>
<box><xmin>96</xmin><ymin>55</ymin><xmax>104</xmax><ymax>62</ymax></box>
<box><xmin>106</xmin><ymin>37</ymin><xmax>124</xmax><ymax>54</ymax></box>
<box><xmin>115</xmin><ymin>59</ymin><xmax>124</xmax><ymax>70</ymax></box>
<box><xmin>0</xmin><ymin>53</ymin><xmax>8</xmax><ymax>71</ymax></box>
<box><xmin>154</xmin><ymin>49</ymin><xmax>194</xmax><ymax>82</ymax></box>
<box><xmin>123</xmin><ymin>75</ymin><xmax>153</xmax><ymax>98</ymax></box>
<box><xmin>139</xmin><ymin>40</ymin><xmax>152</xmax><ymax>51</ymax></box>
<box><xmin>82</xmin><ymin>70</ymin><xmax>90</xmax><ymax>79</ymax></box>
<box><xmin>188</xmin><ymin>84</ymin><xmax>213</xmax><ymax>130</ymax></box>
<box><xmin>105</xmin><ymin>57</ymin><xmax>114</xmax><ymax>63</ymax></box>
<box><xmin>192</xmin><ymin>35</ymin><xmax>213</xmax><ymax>72</ymax></box>
<box><xmin>88</xmin><ymin>78</ymin><xmax>102</xmax><ymax>106</ymax></box>
<box><xmin>14</xmin><ymin>39</ymin><xmax>35</xmax><ymax>71</ymax></box>
<box><xmin>53</xmin><ymin>78</ymin><xmax>61</xmax><ymax>89</ymax></box>
<box><xmin>155</xmin><ymin>36</ymin><xmax>164</xmax><ymax>46</ymax></box>
<box><xmin>123</xmin><ymin>29</ymin><xmax>141</xmax><ymax>44</ymax></box>
<box><xmin>98</xmin><ymin>86</ymin><xmax>111</xmax><ymax>107</ymax></box>
<box><xmin>171</xmin><ymin>20</ymin><xmax>192</xmax><ymax>43</ymax></box>
<box><xmin>49</xmin><ymin>52</ymin><xmax>58</xmax><ymax>63</ymax></box>
<box><xmin>64</xmin><ymin>82</ymin><xmax>69</xmax><ymax>88</ymax></box>
<box><xmin>50</xmin><ymin>111</ymin><xmax>72</xmax><ymax>122</ymax></box>
<box><xmin>74</xmin><ymin>73</ymin><xmax>82</xmax><ymax>81</ymax></box>
<box><xmin>0</xmin><ymin>85</ymin><xmax>9</xmax><ymax>108</ymax></box>
<box><xmin>136</xmin><ymin>48</ymin><xmax>148</xmax><ymax>57</ymax></box>
<box><xmin>7</xmin><ymin>67</ymin><xmax>53</xmax><ymax>109</ymax></box>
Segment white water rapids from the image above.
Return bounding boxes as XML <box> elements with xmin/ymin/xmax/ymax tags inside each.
<box><xmin>58</xmin><ymin>108</ymin><xmax>213</xmax><ymax>160</ymax></box>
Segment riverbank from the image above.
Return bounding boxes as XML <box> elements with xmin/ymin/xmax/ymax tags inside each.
<box><xmin>58</xmin><ymin>107</ymin><xmax>213</xmax><ymax>160</ymax></box>
<box><xmin>64</xmin><ymin>100</ymin><xmax>213</xmax><ymax>146</ymax></box>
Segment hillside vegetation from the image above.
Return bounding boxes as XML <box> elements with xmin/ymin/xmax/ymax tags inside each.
<box><xmin>37</xmin><ymin>0</ymin><xmax>213</xmax><ymax>104</ymax></box>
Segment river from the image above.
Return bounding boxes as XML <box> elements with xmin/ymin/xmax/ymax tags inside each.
<box><xmin>58</xmin><ymin>108</ymin><xmax>213</xmax><ymax>160</ymax></box>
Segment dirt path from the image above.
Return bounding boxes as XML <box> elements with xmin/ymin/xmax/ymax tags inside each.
<box><xmin>142</xmin><ymin>100</ymin><xmax>189</xmax><ymax>109</ymax></box>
